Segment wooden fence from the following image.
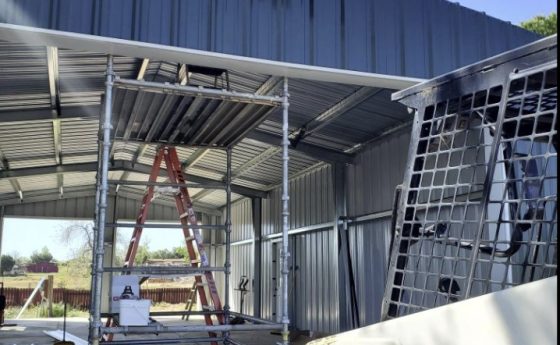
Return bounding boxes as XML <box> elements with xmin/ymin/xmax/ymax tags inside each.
<box><xmin>3</xmin><ymin>287</ymin><xmax>192</xmax><ymax>310</ymax></box>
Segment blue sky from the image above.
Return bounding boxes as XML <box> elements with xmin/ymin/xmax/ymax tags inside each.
<box><xmin>457</xmin><ymin>0</ymin><xmax>556</xmax><ymax>24</ymax></box>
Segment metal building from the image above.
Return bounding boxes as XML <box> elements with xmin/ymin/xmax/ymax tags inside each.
<box><xmin>0</xmin><ymin>0</ymin><xmax>546</xmax><ymax>343</ymax></box>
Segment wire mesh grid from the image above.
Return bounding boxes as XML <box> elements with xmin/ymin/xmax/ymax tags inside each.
<box><xmin>382</xmin><ymin>43</ymin><xmax>557</xmax><ymax>320</ymax></box>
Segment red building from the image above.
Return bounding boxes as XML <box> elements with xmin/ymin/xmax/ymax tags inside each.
<box><xmin>26</xmin><ymin>262</ymin><xmax>58</xmax><ymax>273</ymax></box>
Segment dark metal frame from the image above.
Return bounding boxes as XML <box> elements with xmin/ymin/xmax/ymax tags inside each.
<box><xmin>382</xmin><ymin>35</ymin><xmax>557</xmax><ymax>320</ymax></box>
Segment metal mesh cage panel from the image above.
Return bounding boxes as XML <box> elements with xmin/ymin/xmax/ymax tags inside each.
<box><xmin>382</xmin><ymin>36</ymin><xmax>557</xmax><ymax>320</ymax></box>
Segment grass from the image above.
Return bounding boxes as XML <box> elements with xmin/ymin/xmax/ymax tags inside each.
<box><xmin>4</xmin><ymin>302</ymin><xmax>186</xmax><ymax>319</ymax></box>
<box><xmin>1</xmin><ymin>266</ymin><xmax>193</xmax><ymax>289</ymax></box>
<box><xmin>4</xmin><ymin>303</ymin><xmax>89</xmax><ymax>319</ymax></box>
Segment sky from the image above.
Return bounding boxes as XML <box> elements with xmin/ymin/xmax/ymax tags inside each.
<box><xmin>1</xmin><ymin>217</ymin><xmax>187</xmax><ymax>261</ymax></box>
<box><xmin>456</xmin><ymin>0</ymin><xmax>556</xmax><ymax>24</ymax></box>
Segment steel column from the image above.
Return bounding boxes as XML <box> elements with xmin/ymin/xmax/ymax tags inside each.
<box><xmin>251</xmin><ymin>197</ymin><xmax>262</xmax><ymax>318</ymax></box>
<box><xmin>0</xmin><ymin>206</ymin><xmax>4</xmax><ymax>263</ymax></box>
<box><xmin>280</xmin><ymin>77</ymin><xmax>291</xmax><ymax>345</ymax></box>
<box><xmin>90</xmin><ymin>55</ymin><xmax>114</xmax><ymax>345</ymax></box>
<box><xmin>223</xmin><ymin>147</ymin><xmax>233</xmax><ymax>342</ymax></box>
<box><xmin>333</xmin><ymin>162</ymin><xmax>359</xmax><ymax>330</ymax></box>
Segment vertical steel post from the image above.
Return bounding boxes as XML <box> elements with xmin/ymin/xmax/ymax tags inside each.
<box><xmin>224</xmin><ymin>147</ymin><xmax>233</xmax><ymax>342</ymax></box>
<box><xmin>90</xmin><ymin>55</ymin><xmax>114</xmax><ymax>345</ymax></box>
<box><xmin>88</xmin><ymin>121</ymin><xmax>104</xmax><ymax>344</ymax></box>
<box><xmin>280</xmin><ymin>77</ymin><xmax>291</xmax><ymax>345</ymax></box>
<box><xmin>252</xmin><ymin>197</ymin><xmax>262</xmax><ymax>318</ymax></box>
<box><xmin>0</xmin><ymin>206</ymin><xmax>4</xmax><ymax>263</ymax></box>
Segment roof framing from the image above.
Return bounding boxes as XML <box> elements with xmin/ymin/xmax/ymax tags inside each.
<box><xmin>0</xmin><ymin>160</ymin><xmax>267</xmax><ymax>199</ymax></box>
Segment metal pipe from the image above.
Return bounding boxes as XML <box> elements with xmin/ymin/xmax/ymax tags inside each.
<box><xmin>103</xmin><ymin>266</ymin><xmax>225</xmax><ymax>274</ymax></box>
<box><xmin>228</xmin><ymin>311</ymin><xmax>277</xmax><ymax>325</ymax></box>
<box><xmin>91</xmin><ymin>55</ymin><xmax>114</xmax><ymax>345</ymax></box>
<box><xmin>88</xmin><ymin>138</ymin><xmax>103</xmax><ymax>343</ymax></box>
<box><xmin>107</xmin><ymin>180</ymin><xmax>226</xmax><ymax>189</ymax></box>
<box><xmin>280</xmin><ymin>77</ymin><xmax>291</xmax><ymax>345</ymax></box>
<box><xmin>104</xmin><ymin>223</ymin><xmax>226</xmax><ymax>230</ymax></box>
<box><xmin>224</xmin><ymin>146</ymin><xmax>233</xmax><ymax>341</ymax></box>
<box><xmin>101</xmin><ymin>323</ymin><xmax>284</xmax><ymax>334</ymax></box>
<box><xmin>105</xmin><ymin>337</ymin><xmax>225</xmax><ymax>345</ymax></box>
<box><xmin>112</xmin><ymin>78</ymin><xmax>282</xmax><ymax>106</ymax></box>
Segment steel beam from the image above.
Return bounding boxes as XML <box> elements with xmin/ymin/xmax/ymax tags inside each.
<box><xmin>231</xmin><ymin>146</ymin><xmax>281</xmax><ymax>180</ymax></box>
<box><xmin>112</xmin><ymin>78</ymin><xmax>282</xmax><ymax>105</ymax></box>
<box><xmin>0</xmin><ymin>160</ymin><xmax>267</xmax><ymax>199</ymax></box>
<box><xmin>137</xmin><ymin>58</ymin><xmax>150</xmax><ymax>80</ymax></box>
<box><xmin>293</xmin><ymin>87</ymin><xmax>380</xmax><ymax>140</ymax></box>
<box><xmin>246</xmin><ymin>130</ymin><xmax>354</xmax><ymax>164</ymax></box>
<box><xmin>0</xmin><ymin>105</ymin><xmax>100</xmax><ymax>123</ymax></box>
<box><xmin>47</xmin><ymin>46</ymin><xmax>63</xmax><ymax>168</ymax></box>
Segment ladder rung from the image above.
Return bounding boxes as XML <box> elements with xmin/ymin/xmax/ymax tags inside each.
<box><xmin>179</xmin><ymin>212</ymin><xmax>190</xmax><ymax>219</ymax></box>
<box><xmin>185</xmin><ymin>236</ymin><xmax>195</xmax><ymax>241</ymax></box>
<box><xmin>201</xmin><ymin>305</ymin><xmax>215</xmax><ymax>311</ymax></box>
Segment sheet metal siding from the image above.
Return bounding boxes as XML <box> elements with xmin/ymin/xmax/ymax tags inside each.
<box><xmin>231</xmin><ymin>198</ymin><xmax>254</xmax><ymax>242</ymax></box>
<box><xmin>292</xmin><ymin>228</ymin><xmax>339</xmax><ymax>332</ymax></box>
<box><xmin>0</xmin><ymin>0</ymin><xmax>538</xmax><ymax>78</ymax></box>
<box><xmin>260</xmin><ymin>165</ymin><xmax>338</xmax><ymax>332</ymax></box>
<box><xmin>262</xmin><ymin>164</ymin><xmax>333</xmax><ymax>236</ymax></box>
<box><xmin>347</xmin><ymin>129</ymin><xmax>411</xmax><ymax>216</ymax></box>
<box><xmin>348</xmin><ymin>217</ymin><xmax>391</xmax><ymax>326</ymax></box>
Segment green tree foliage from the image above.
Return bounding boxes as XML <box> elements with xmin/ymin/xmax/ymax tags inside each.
<box><xmin>30</xmin><ymin>246</ymin><xmax>54</xmax><ymax>264</ymax></box>
<box><xmin>521</xmin><ymin>12</ymin><xmax>557</xmax><ymax>36</ymax></box>
<box><xmin>134</xmin><ymin>245</ymin><xmax>150</xmax><ymax>265</ymax></box>
<box><xmin>0</xmin><ymin>254</ymin><xmax>16</xmax><ymax>274</ymax></box>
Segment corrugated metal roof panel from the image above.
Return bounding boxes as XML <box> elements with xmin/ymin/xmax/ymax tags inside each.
<box><xmin>0</xmin><ymin>0</ymin><xmax>539</xmax><ymax>78</ymax></box>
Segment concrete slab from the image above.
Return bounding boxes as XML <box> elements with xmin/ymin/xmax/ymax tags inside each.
<box><xmin>0</xmin><ymin>317</ymin><xmax>316</xmax><ymax>345</ymax></box>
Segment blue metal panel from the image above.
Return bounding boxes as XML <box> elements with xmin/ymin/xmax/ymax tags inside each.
<box><xmin>0</xmin><ymin>0</ymin><xmax>540</xmax><ymax>78</ymax></box>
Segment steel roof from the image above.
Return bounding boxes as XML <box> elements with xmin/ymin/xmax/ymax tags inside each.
<box><xmin>0</xmin><ymin>24</ymin><xmax>421</xmax><ymax>210</ymax></box>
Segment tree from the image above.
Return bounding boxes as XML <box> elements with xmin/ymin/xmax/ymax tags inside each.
<box><xmin>58</xmin><ymin>222</ymin><xmax>94</xmax><ymax>258</ymax></box>
<box><xmin>30</xmin><ymin>246</ymin><xmax>54</xmax><ymax>264</ymax></box>
<box><xmin>0</xmin><ymin>255</ymin><xmax>16</xmax><ymax>275</ymax></box>
<box><xmin>134</xmin><ymin>245</ymin><xmax>150</xmax><ymax>265</ymax></box>
<box><xmin>521</xmin><ymin>12</ymin><xmax>557</xmax><ymax>36</ymax></box>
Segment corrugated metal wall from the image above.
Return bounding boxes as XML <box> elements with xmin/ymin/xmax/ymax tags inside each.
<box><xmin>261</xmin><ymin>165</ymin><xmax>339</xmax><ymax>332</ymax></box>
<box><xmin>346</xmin><ymin>128</ymin><xmax>411</xmax><ymax>325</ymax></box>
<box><xmin>0</xmin><ymin>0</ymin><xmax>538</xmax><ymax>78</ymax></box>
<box><xmin>225</xmin><ymin>139</ymin><xmax>414</xmax><ymax>331</ymax></box>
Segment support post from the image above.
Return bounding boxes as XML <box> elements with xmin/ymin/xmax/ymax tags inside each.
<box><xmin>280</xmin><ymin>77</ymin><xmax>291</xmax><ymax>345</ymax></box>
<box><xmin>333</xmin><ymin>162</ymin><xmax>359</xmax><ymax>330</ymax></box>
<box><xmin>224</xmin><ymin>147</ymin><xmax>233</xmax><ymax>342</ymax></box>
<box><xmin>0</xmin><ymin>206</ymin><xmax>4</xmax><ymax>265</ymax></box>
<box><xmin>251</xmin><ymin>197</ymin><xmax>262</xmax><ymax>318</ymax></box>
<box><xmin>90</xmin><ymin>55</ymin><xmax>114</xmax><ymax>345</ymax></box>
<box><xmin>47</xmin><ymin>275</ymin><xmax>54</xmax><ymax>317</ymax></box>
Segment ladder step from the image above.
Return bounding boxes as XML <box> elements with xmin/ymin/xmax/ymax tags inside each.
<box><xmin>185</xmin><ymin>236</ymin><xmax>195</xmax><ymax>241</ymax></box>
<box><xmin>201</xmin><ymin>305</ymin><xmax>216</xmax><ymax>311</ymax></box>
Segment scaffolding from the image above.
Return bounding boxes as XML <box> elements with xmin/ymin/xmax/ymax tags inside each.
<box><xmin>89</xmin><ymin>56</ymin><xmax>291</xmax><ymax>345</ymax></box>
<box><xmin>382</xmin><ymin>35</ymin><xmax>557</xmax><ymax>320</ymax></box>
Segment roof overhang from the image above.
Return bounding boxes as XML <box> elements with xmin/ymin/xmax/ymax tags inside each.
<box><xmin>0</xmin><ymin>23</ymin><xmax>423</xmax><ymax>90</ymax></box>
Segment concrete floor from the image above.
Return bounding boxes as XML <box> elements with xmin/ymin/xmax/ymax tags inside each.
<box><xmin>0</xmin><ymin>317</ymin><xmax>317</xmax><ymax>345</ymax></box>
